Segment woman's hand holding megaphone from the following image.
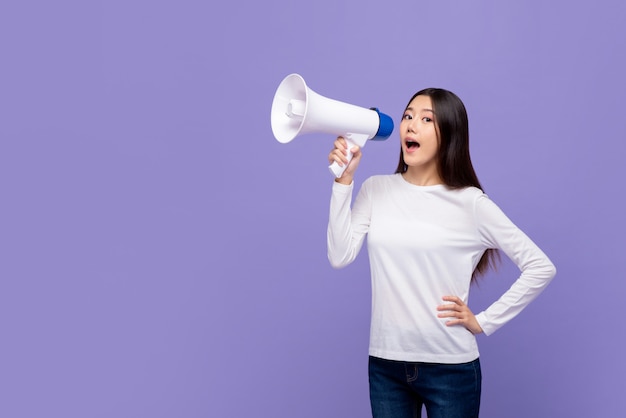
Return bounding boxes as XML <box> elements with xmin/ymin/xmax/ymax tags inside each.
<box><xmin>329</xmin><ymin>136</ymin><xmax>362</xmax><ymax>185</ymax></box>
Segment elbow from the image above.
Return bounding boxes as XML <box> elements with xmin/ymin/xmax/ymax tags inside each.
<box><xmin>537</xmin><ymin>259</ymin><xmax>557</xmax><ymax>282</ymax></box>
<box><xmin>523</xmin><ymin>258</ymin><xmax>556</xmax><ymax>284</ymax></box>
<box><xmin>328</xmin><ymin>254</ymin><xmax>348</xmax><ymax>269</ymax></box>
<box><xmin>327</xmin><ymin>241</ymin><xmax>354</xmax><ymax>269</ymax></box>
<box><xmin>547</xmin><ymin>262</ymin><xmax>557</xmax><ymax>281</ymax></box>
<box><xmin>327</xmin><ymin>248</ymin><xmax>353</xmax><ymax>269</ymax></box>
<box><xmin>329</xmin><ymin>261</ymin><xmax>343</xmax><ymax>269</ymax></box>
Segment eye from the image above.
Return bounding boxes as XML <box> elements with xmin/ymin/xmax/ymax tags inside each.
<box><xmin>422</xmin><ymin>116</ymin><xmax>433</xmax><ymax>122</ymax></box>
<box><xmin>402</xmin><ymin>113</ymin><xmax>413</xmax><ymax>120</ymax></box>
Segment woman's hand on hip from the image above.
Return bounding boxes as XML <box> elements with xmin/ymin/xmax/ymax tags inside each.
<box><xmin>437</xmin><ymin>296</ymin><xmax>483</xmax><ymax>335</ymax></box>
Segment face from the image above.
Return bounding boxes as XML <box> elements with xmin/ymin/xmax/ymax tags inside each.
<box><xmin>400</xmin><ymin>95</ymin><xmax>439</xmax><ymax>175</ymax></box>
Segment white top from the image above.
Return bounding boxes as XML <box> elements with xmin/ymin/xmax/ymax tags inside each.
<box><xmin>327</xmin><ymin>174</ymin><xmax>556</xmax><ymax>363</ymax></box>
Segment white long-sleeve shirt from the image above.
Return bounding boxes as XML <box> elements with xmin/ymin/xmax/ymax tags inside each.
<box><xmin>327</xmin><ymin>174</ymin><xmax>556</xmax><ymax>363</ymax></box>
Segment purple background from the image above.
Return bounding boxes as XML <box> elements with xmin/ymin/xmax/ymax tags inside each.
<box><xmin>1</xmin><ymin>1</ymin><xmax>625</xmax><ymax>417</ymax></box>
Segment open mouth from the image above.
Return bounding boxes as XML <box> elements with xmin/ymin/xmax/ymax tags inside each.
<box><xmin>406</xmin><ymin>140</ymin><xmax>420</xmax><ymax>149</ymax></box>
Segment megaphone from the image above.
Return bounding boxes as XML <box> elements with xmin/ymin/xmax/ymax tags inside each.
<box><xmin>271</xmin><ymin>73</ymin><xmax>394</xmax><ymax>178</ymax></box>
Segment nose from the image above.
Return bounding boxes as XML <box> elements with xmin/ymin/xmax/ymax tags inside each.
<box><xmin>406</xmin><ymin>118</ymin><xmax>416</xmax><ymax>133</ymax></box>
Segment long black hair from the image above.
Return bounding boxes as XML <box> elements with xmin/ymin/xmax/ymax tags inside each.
<box><xmin>395</xmin><ymin>88</ymin><xmax>499</xmax><ymax>280</ymax></box>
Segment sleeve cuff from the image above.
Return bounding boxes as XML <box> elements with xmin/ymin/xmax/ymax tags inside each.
<box><xmin>332</xmin><ymin>180</ymin><xmax>353</xmax><ymax>193</ymax></box>
<box><xmin>475</xmin><ymin>312</ymin><xmax>495</xmax><ymax>336</ymax></box>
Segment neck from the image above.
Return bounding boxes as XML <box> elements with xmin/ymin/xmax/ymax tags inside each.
<box><xmin>402</xmin><ymin>167</ymin><xmax>443</xmax><ymax>186</ymax></box>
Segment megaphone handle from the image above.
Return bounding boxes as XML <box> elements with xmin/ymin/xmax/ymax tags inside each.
<box><xmin>328</xmin><ymin>137</ymin><xmax>358</xmax><ymax>178</ymax></box>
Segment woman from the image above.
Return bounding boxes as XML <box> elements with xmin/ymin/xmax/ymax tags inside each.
<box><xmin>327</xmin><ymin>88</ymin><xmax>556</xmax><ymax>418</ymax></box>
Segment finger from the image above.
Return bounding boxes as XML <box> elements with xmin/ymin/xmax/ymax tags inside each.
<box><xmin>328</xmin><ymin>150</ymin><xmax>339</xmax><ymax>165</ymax></box>
<box><xmin>332</xmin><ymin>140</ymin><xmax>352</xmax><ymax>161</ymax></box>
<box><xmin>329</xmin><ymin>148</ymin><xmax>349</xmax><ymax>164</ymax></box>
<box><xmin>437</xmin><ymin>302</ymin><xmax>462</xmax><ymax>312</ymax></box>
<box><xmin>444</xmin><ymin>319</ymin><xmax>464</xmax><ymax>327</ymax></box>
<box><xmin>441</xmin><ymin>309</ymin><xmax>468</xmax><ymax>319</ymax></box>
<box><xmin>334</xmin><ymin>136</ymin><xmax>347</xmax><ymax>150</ymax></box>
<box><xmin>442</xmin><ymin>296</ymin><xmax>464</xmax><ymax>306</ymax></box>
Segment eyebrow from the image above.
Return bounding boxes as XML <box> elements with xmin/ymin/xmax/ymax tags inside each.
<box><xmin>406</xmin><ymin>107</ymin><xmax>434</xmax><ymax>113</ymax></box>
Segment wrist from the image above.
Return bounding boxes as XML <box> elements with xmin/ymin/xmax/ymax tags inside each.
<box><xmin>335</xmin><ymin>176</ymin><xmax>353</xmax><ymax>185</ymax></box>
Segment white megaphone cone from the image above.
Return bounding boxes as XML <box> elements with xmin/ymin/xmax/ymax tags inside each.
<box><xmin>271</xmin><ymin>73</ymin><xmax>394</xmax><ymax>178</ymax></box>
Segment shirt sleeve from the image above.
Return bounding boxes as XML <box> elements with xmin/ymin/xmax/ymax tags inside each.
<box><xmin>473</xmin><ymin>193</ymin><xmax>557</xmax><ymax>336</ymax></box>
<box><xmin>327</xmin><ymin>179</ymin><xmax>372</xmax><ymax>268</ymax></box>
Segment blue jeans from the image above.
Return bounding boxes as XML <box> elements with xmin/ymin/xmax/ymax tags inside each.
<box><xmin>368</xmin><ymin>356</ymin><xmax>481</xmax><ymax>418</ymax></box>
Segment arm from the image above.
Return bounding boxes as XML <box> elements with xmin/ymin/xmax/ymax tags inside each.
<box><xmin>326</xmin><ymin>137</ymin><xmax>370</xmax><ymax>268</ymax></box>
<box><xmin>473</xmin><ymin>194</ymin><xmax>557</xmax><ymax>336</ymax></box>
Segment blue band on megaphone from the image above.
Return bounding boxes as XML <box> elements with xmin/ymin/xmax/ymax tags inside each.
<box><xmin>370</xmin><ymin>108</ymin><xmax>394</xmax><ymax>141</ymax></box>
